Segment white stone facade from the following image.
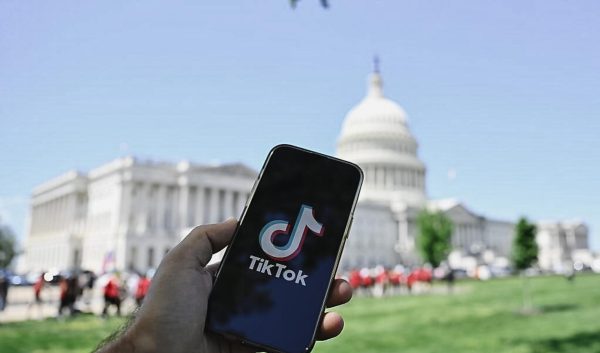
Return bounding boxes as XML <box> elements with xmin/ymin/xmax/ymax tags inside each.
<box><xmin>24</xmin><ymin>158</ymin><xmax>256</xmax><ymax>274</ymax></box>
<box><xmin>25</xmin><ymin>171</ymin><xmax>88</xmax><ymax>273</ymax></box>
<box><xmin>340</xmin><ymin>202</ymin><xmax>398</xmax><ymax>269</ymax></box>
<box><xmin>536</xmin><ymin>221</ymin><xmax>590</xmax><ymax>272</ymax></box>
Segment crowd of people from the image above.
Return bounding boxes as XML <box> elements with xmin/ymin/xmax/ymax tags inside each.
<box><xmin>0</xmin><ymin>264</ymin><xmax>446</xmax><ymax>319</ymax></box>
<box><xmin>344</xmin><ymin>265</ymin><xmax>439</xmax><ymax>297</ymax></box>
<box><xmin>0</xmin><ymin>269</ymin><xmax>153</xmax><ymax>320</ymax></box>
<box><xmin>100</xmin><ymin>271</ymin><xmax>151</xmax><ymax>317</ymax></box>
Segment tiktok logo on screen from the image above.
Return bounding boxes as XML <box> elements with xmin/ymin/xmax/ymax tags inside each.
<box><xmin>248</xmin><ymin>205</ymin><xmax>324</xmax><ymax>286</ymax></box>
<box><xmin>259</xmin><ymin>204</ymin><xmax>324</xmax><ymax>261</ymax></box>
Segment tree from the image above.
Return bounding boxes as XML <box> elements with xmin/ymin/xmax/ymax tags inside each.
<box><xmin>511</xmin><ymin>217</ymin><xmax>538</xmax><ymax>271</ymax></box>
<box><xmin>511</xmin><ymin>217</ymin><xmax>538</xmax><ymax>313</ymax></box>
<box><xmin>416</xmin><ymin>209</ymin><xmax>454</xmax><ymax>268</ymax></box>
<box><xmin>0</xmin><ymin>224</ymin><xmax>17</xmax><ymax>269</ymax></box>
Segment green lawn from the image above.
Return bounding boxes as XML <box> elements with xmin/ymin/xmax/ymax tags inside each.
<box><xmin>318</xmin><ymin>274</ymin><xmax>600</xmax><ymax>353</ymax></box>
<box><xmin>0</xmin><ymin>274</ymin><xmax>598</xmax><ymax>353</ymax></box>
<box><xmin>0</xmin><ymin>315</ymin><xmax>124</xmax><ymax>353</ymax></box>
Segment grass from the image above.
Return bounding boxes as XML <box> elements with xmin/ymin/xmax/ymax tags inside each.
<box><xmin>316</xmin><ymin>273</ymin><xmax>600</xmax><ymax>353</ymax></box>
<box><xmin>0</xmin><ymin>274</ymin><xmax>598</xmax><ymax>353</ymax></box>
<box><xmin>0</xmin><ymin>315</ymin><xmax>125</xmax><ymax>353</ymax></box>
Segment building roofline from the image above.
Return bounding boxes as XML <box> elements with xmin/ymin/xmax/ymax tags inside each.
<box><xmin>32</xmin><ymin>170</ymin><xmax>87</xmax><ymax>196</ymax></box>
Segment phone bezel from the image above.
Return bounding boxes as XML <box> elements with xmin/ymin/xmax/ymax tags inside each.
<box><xmin>207</xmin><ymin>144</ymin><xmax>363</xmax><ymax>353</ymax></box>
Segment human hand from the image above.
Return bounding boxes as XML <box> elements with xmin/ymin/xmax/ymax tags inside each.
<box><xmin>96</xmin><ymin>219</ymin><xmax>353</xmax><ymax>353</ymax></box>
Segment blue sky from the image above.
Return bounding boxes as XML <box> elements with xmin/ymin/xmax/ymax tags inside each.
<box><xmin>1</xmin><ymin>1</ymin><xmax>599</xmax><ymax>250</ymax></box>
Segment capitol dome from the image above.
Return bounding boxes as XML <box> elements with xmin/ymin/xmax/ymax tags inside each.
<box><xmin>336</xmin><ymin>66</ymin><xmax>427</xmax><ymax>207</ymax></box>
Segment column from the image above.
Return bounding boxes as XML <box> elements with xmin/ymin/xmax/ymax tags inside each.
<box><xmin>45</xmin><ymin>201</ymin><xmax>51</xmax><ymax>232</ymax></box>
<box><xmin>30</xmin><ymin>206</ymin><xmax>37</xmax><ymax>234</ymax></box>
<box><xmin>69</xmin><ymin>194</ymin><xmax>77</xmax><ymax>232</ymax></box>
<box><xmin>399</xmin><ymin>217</ymin><xmax>410</xmax><ymax>252</ymax></box>
<box><xmin>186</xmin><ymin>186</ymin><xmax>196</xmax><ymax>227</ymax></box>
<box><xmin>209</xmin><ymin>187</ymin><xmax>219</xmax><ymax>224</ymax></box>
<box><xmin>47</xmin><ymin>202</ymin><xmax>52</xmax><ymax>232</ymax></box>
<box><xmin>235</xmin><ymin>190</ymin><xmax>246</xmax><ymax>217</ymax></box>
<box><xmin>56</xmin><ymin>198</ymin><xmax>62</xmax><ymax>230</ymax></box>
<box><xmin>203</xmin><ymin>188</ymin><xmax>212</xmax><ymax>225</ymax></box>
<box><xmin>35</xmin><ymin>204</ymin><xmax>40</xmax><ymax>234</ymax></box>
<box><xmin>60</xmin><ymin>196</ymin><xmax>66</xmax><ymax>230</ymax></box>
<box><xmin>223</xmin><ymin>189</ymin><xmax>233</xmax><ymax>220</ymax></box>
<box><xmin>62</xmin><ymin>195</ymin><xmax>68</xmax><ymax>230</ymax></box>
<box><xmin>119</xmin><ymin>182</ymin><xmax>133</xmax><ymax>230</ymax></box>
<box><xmin>55</xmin><ymin>197</ymin><xmax>62</xmax><ymax>231</ymax></box>
<box><xmin>40</xmin><ymin>203</ymin><xmax>45</xmax><ymax>232</ymax></box>
<box><xmin>179</xmin><ymin>184</ymin><xmax>189</xmax><ymax>230</ymax></box>
<box><xmin>65</xmin><ymin>194</ymin><xmax>73</xmax><ymax>232</ymax></box>
<box><xmin>384</xmin><ymin>167</ymin><xmax>391</xmax><ymax>188</ymax></box>
<box><xmin>172</xmin><ymin>186</ymin><xmax>180</xmax><ymax>230</ymax></box>
<box><xmin>49</xmin><ymin>201</ymin><xmax>54</xmax><ymax>231</ymax></box>
<box><xmin>137</xmin><ymin>183</ymin><xmax>148</xmax><ymax>233</ymax></box>
<box><xmin>50</xmin><ymin>200</ymin><xmax>56</xmax><ymax>231</ymax></box>
<box><xmin>155</xmin><ymin>185</ymin><xmax>166</xmax><ymax>230</ymax></box>
<box><xmin>195</xmin><ymin>186</ymin><xmax>205</xmax><ymax>226</ymax></box>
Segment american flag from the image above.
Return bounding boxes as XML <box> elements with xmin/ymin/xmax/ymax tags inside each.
<box><xmin>102</xmin><ymin>251</ymin><xmax>115</xmax><ymax>274</ymax></box>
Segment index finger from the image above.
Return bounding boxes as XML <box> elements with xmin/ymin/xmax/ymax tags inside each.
<box><xmin>169</xmin><ymin>218</ymin><xmax>238</xmax><ymax>267</ymax></box>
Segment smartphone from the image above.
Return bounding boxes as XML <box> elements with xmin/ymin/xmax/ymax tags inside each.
<box><xmin>206</xmin><ymin>144</ymin><xmax>363</xmax><ymax>353</ymax></box>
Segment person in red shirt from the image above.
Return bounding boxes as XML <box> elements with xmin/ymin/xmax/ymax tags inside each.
<box><xmin>406</xmin><ymin>270</ymin><xmax>417</xmax><ymax>293</ymax></box>
<box><xmin>135</xmin><ymin>274</ymin><xmax>151</xmax><ymax>306</ymax></box>
<box><xmin>375</xmin><ymin>269</ymin><xmax>389</xmax><ymax>285</ymax></box>
<box><xmin>374</xmin><ymin>267</ymin><xmax>389</xmax><ymax>297</ymax></box>
<box><xmin>102</xmin><ymin>273</ymin><xmax>122</xmax><ymax>317</ymax></box>
<box><xmin>348</xmin><ymin>270</ymin><xmax>362</xmax><ymax>290</ymax></box>
<box><xmin>33</xmin><ymin>273</ymin><xmax>45</xmax><ymax>303</ymax></box>
<box><xmin>389</xmin><ymin>270</ymin><xmax>402</xmax><ymax>287</ymax></box>
<box><xmin>417</xmin><ymin>267</ymin><xmax>433</xmax><ymax>283</ymax></box>
<box><xmin>28</xmin><ymin>272</ymin><xmax>46</xmax><ymax>319</ymax></box>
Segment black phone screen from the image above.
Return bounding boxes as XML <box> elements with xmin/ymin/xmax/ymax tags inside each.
<box><xmin>206</xmin><ymin>145</ymin><xmax>362</xmax><ymax>353</ymax></box>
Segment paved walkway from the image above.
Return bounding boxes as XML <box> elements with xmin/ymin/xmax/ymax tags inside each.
<box><xmin>0</xmin><ymin>286</ymin><xmax>135</xmax><ymax>323</ymax></box>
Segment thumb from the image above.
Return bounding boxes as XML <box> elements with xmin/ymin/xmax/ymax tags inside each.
<box><xmin>171</xmin><ymin>218</ymin><xmax>238</xmax><ymax>268</ymax></box>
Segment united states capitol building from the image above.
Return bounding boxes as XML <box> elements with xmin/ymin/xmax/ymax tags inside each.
<box><xmin>22</xmin><ymin>67</ymin><xmax>591</xmax><ymax>275</ymax></box>
<box><xmin>335</xmin><ymin>69</ymin><xmax>590</xmax><ymax>273</ymax></box>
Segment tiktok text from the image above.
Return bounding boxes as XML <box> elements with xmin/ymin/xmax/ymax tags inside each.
<box><xmin>248</xmin><ymin>255</ymin><xmax>308</xmax><ymax>286</ymax></box>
